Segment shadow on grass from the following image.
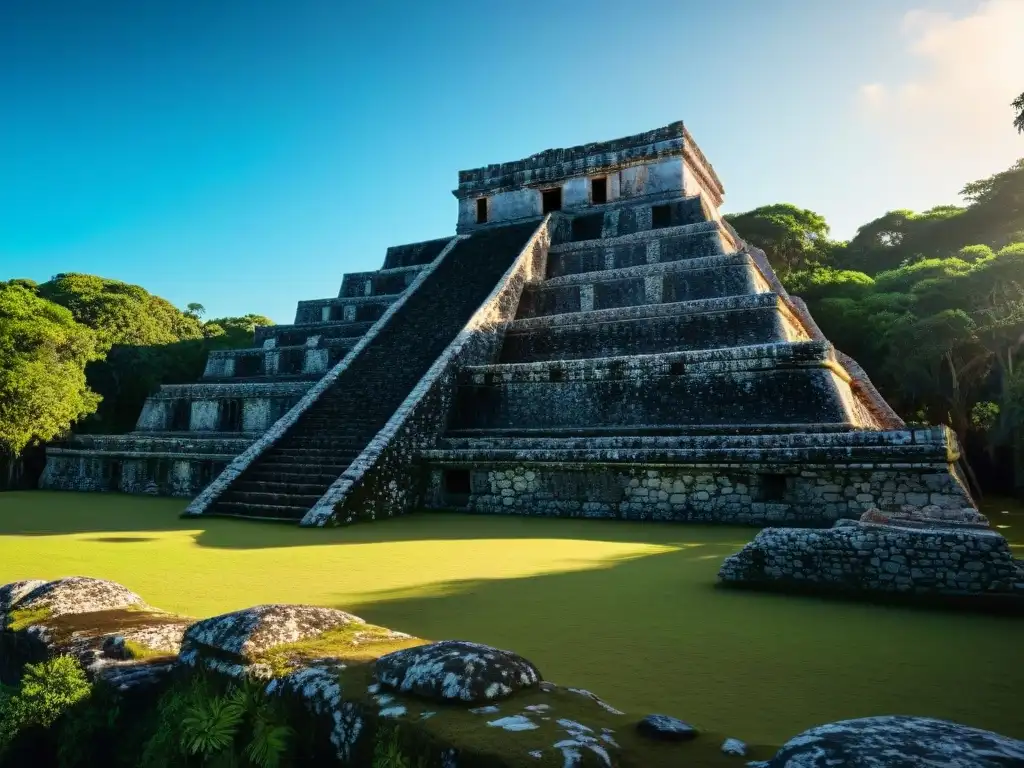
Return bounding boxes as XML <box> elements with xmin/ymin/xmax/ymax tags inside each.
<box><xmin>326</xmin><ymin>543</ymin><xmax>1024</xmax><ymax>745</ymax></box>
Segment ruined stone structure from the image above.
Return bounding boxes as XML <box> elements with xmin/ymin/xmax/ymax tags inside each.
<box><xmin>43</xmin><ymin>122</ymin><xmax>976</xmax><ymax>527</ymax></box>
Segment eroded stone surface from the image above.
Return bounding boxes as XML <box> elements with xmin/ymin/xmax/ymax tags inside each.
<box><xmin>181</xmin><ymin>604</ymin><xmax>366</xmax><ymax>661</ymax></box>
<box><xmin>11</xmin><ymin>577</ymin><xmax>147</xmax><ymax>618</ymax></box>
<box><xmin>719</xmin><ymin>523</ymin><xmax>1023</xmax><ymax>597</ymax></box>
<box><xmin>636</xmin><ymin>714</ymin><xmax>698</xmax><ymax>742</ymax></box>
<box><xmin>764</xmin><ymin>716</ymin><xmax>1024</xmax><ymax>767</ymax></box>
<box><xmin>721</xmin><ymin>737</ymin><xmax>747</xmax><ymax>756</ymax></box>
<box><xmin>376</xmin><ymin>640</ymin><xmax>542</xmax><ymax>704</ymax></box>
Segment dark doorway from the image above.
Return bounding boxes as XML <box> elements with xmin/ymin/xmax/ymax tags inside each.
<box><xmin>444</xmin><ymin>469</ymin><xmax>471</xmax><ymax>495</ymax></box>
<box><xmin>107</xmin><ymin>460</ymin><xmax>122</xmax><ymax>491</ymax></box>
<box><xmin>219</xmin><ymin>399</ymin><xmax>243</xmax><ymax>432</ymax></box>
<box><xmin>235</xmin><ymin>354</ymin><xmax>262</xmax><ymax>377</ymax></box>
<box><xmin>169</xmin><ymin>399</ymin><xmax>191</xmax><ymax>431</ymax></box>
<box><xmin>590</xmin><ymin>177</ymin><xmax>608</xmax><ymax>204</ymax></box>
<box><xmin>760</xmin><ymin>474</ymin><xmax>788</xmax><ymax>501</ymax></box>
<box><xmin>476</xmin><ymin>198</ymin><xmax>488</xmax><ymax>224</ymax></box>
<box><xmin>651</xmin><ymin>204</ymin><xmax>672</xmax><ymax>229</ymax></box>
<box><xmin>542</xmin><ymin>187</ymin><xmax>563</xmax><ymax>214</ymax></box>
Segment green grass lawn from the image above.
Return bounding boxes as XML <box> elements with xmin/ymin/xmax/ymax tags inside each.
<box><xmin>1</xmin><ymin>491</ymin><xmax>1022</xmax><ymax>745</ymax></box>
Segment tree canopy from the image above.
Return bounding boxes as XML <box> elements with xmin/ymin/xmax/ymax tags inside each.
<box><xmin>1013</xmin><ymin>90</ymin><xmax>1024</xmax><ymax>134</ymax></box>
<box><xmin>0</xmin><ymin>282</ymin><xmax>102</xmax><ymax>455</ymax></box>
<box><xmin>724</xmin><ymin>203</ymin><xmax>839</xmax><ymax>276</ymax></box>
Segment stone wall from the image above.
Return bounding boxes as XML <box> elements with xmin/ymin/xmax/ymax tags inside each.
<box><xmin>41</xmin><ymin>453</ymin><xmax>234</xmax><ymax>496</ymax></box>
<box><xmin>301</xmin><ymin>220</ymin><xmax>552</xmax><ymax>526</ymax></box>
<box><xmin>719</xmin><ymin>519</ymin><xmax>1024</xmax><ymax>599</ymax></box>
<box><xmin>424</xmin><ymin>460</ymin><xmax>974</xmax><ymax>527</ymax></box>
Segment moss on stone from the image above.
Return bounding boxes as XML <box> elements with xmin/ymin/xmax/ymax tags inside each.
<box><xmin>331</xmin><ymin>662</ymin><xmax>776</xmax><ymax>767</ymax></box>
<box><xmin>258</xmin><ymin>621</ymin><xmax>427</xmax><ymax>677</ymax></box>
<box><xmin>6</xmin><ymin>605</ymin><xmax>52</xmax><ymax>631</ymax></box>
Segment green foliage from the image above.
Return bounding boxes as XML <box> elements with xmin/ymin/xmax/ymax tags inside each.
<box><xmin>0</xmin><ymin>282</ymin><xmax>102</xmax><ymax>455</ymax></box>
<box><xmin>37</xmin><ymin>273</ymin><xmax>205</xmax><ymax>350</ymax></box>
<box><xmin>1014</xmin><ymin>91</ymin><xmax>1024</xmax><ymax>134</ymax></box>
<box><xmin>725</xmin><ymin>203</ymin><xmax>839</xmax><ymax>276</ymax></box>
<box><xmin>0</xmin><ymin>656</ymin><xmax>91</xmax><ymax>754</ymax></box>
<box><xmin>372</xmin><ymin>726</ymin><xmax>411</xmax><ymax>768</ymax></box>
<box><xmin>181</xmin><ymin>696</ymin><xmax>244</xmax><ymax>758</ymax></box>
<box><xmin>971</xmin><ymin>402</ymin><xmax>1001</xmax><ymax>432</ymax></box>
<box><xmin>783</xmin><ymin>267</ymin><xmax>874</xmax><ymax>301</ymax></box>
<box><xmin>142</xmin><ymin>675</ymin><xmax>291</xmax><ymax>768</ymax></box>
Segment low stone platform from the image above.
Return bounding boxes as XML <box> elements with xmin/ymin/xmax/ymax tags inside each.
<box><xmin>719</xmin><ymin>509</ymin><xmax>1024</xmax><ymax>606</ymax></box>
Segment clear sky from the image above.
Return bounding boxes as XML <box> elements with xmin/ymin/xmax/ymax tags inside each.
<box><xmin>1</xmin><ymin>0</ymin><xmax>1021</xmax><ymax>324</ymax></box>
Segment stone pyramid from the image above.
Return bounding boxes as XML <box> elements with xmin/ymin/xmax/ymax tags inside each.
<box><xmin>45</xmin><ymin>122</ymin><xmax>975</xmax><ymax>527</ymax></box>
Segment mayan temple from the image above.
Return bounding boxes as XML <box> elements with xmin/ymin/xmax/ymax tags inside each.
<box><xmin>42</xmin><ymin>122</ymin><xmax>976</xmax><ymax>527</ymax></box>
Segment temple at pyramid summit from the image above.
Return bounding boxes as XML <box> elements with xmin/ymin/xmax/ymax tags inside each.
<box><xmin>41</xmin><ymin>122</ymin><xmax>977</xmax><ymax>526</ymax></box>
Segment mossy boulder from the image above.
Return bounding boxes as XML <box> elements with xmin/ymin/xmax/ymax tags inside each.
<box><xmin>179</xmin><ymin>604</ymin><xmax>424</xmax><ymax>679</ymax></box>
<box><xmin>375</xmin><ymin>640</ymin><xmax>543</xmax><ymax>704</ymax></box>
<box><xmin>0</xmin><ymin>577</ymin><xmax>190</xmax><ymax>688</ymax></box>
<box><xmin>759</xmin><ymin>716</ymin><xmax>1024</xmax><ymax>767</ymax></box>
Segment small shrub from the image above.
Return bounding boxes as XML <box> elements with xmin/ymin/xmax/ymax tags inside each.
<box><xmin>0</xmin><ymin>656</ymin><xmax>91</xmax><ymax>754</ymax></box>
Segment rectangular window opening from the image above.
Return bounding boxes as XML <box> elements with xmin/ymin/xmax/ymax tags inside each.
<box><xmin>590</xmin><ymin>177</ymin><xmax>608</xmax><ymax>205</ymax></box>
<box><xmin>669</xmin><ymin>361</ymin><xmax>686</xmax><ymax>376</ymax></box>
<box><xmin>542</xmin><ymin>187</ymin><xmax>563</xmax><ymax>214</ymax></box>
<box><xmin>549</xmin><ymin>366</ymin><xmax>565</xmax><ymax>383</ymax></box>
<box><xmin>651</xmin><ymin>204</ymin><xmax>672</xmax><ymax>229</ymax></box>
<box><xmin>476</xmin><ymin>197</ymin><xmax>489</xmax><ymax>224</ymax></box>
<box><xmin>761</xmin><ymin>474</ymin><xmax>787</xmax><ymax>502</ymax></box>
<box><xmin>444</xmin><ymin>469</ymin><xmax>472</xmax><ymax>495</ymax></box>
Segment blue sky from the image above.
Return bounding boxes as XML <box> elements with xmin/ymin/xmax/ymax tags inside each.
<box><xmin>1</xmin><ymin>0</ymin><xmax>1020</xmax><ymax>324</ymax></box>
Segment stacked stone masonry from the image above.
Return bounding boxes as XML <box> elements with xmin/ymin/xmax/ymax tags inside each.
<box><xmin>44</xmin><ymin>121</ymin><xmax>978</xmax><ymax>535</ymax></box>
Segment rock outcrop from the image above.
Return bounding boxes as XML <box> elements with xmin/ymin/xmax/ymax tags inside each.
<box><xmin>0</xmin><ymin>576</ymin><xmax>190</xmax><ymax>689</ymax></box>
<box><xmin>756</xmin><ymin>715</ymin><xmax>1024</xmax><ymax>767</ymax></box>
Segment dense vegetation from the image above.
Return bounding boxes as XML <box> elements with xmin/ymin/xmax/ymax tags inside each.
<box><xmin>0</xmin><ymin>274</ymin><xmax>272</xmax><ymax>486</ymax></box>
<box><xmin>726</xmin><ymin>154</ymin><xmax>1024</xmax><ymax>493</ymax></box>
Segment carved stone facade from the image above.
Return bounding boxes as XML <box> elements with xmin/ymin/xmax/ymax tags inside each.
<box><xmin>44</xmin><ymin>121</ymin><xmax>977</xmax><ymax>529</ymax></box>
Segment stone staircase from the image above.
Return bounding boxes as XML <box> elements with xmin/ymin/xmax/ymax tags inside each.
<box><xmin>203</xmin><ymin>222</ymin><xmax>540</xmax><ymax>520</ymax></box>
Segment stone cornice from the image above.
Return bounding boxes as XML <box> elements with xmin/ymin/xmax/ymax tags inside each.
<box><xmin>453</xmin><ymin>121</ymin><xmax>726</xmax><ymax>201</ymax></box>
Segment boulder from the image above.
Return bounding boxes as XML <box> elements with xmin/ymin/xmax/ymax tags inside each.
<box><xmin>375</xmin><ymin>640</ymin><xmax>542</xmax><ymax>704</ymax></box>
<box><xmin>762</xmin><ymin>716</ymin><xmax>1024</xmax><ymax>767</ymax></box>
<box><xmin>636</xmin><ymin>714</ymin><xmax>698</xmax><ymax>742</ymax></box>
<box><xmin>0</xmin><ymin>577</ymin><xmax>190</xmax><ymax>689</ymax></box>
<box><xmin>719</xmin><ymin>523</ymin><xmax>1023</xmax><ymax>601</ymax></box>
<box><xmin>180</xmin><ymin>604</ymin><xmax>418</xmax><ymax>679</ymax></box>
<box><xmin>6</xmin><ymin>576</ymin><xmax>147</xmax><ymax>621</ymax></box>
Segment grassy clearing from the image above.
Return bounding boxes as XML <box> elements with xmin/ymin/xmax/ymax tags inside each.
<box><xmin>0</xmin><ymin>490</ymin><xmax>1022</xmax><ymax>744</ymax></box>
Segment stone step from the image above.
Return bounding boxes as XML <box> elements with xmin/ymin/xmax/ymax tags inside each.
<box><xmin>294</xmin><ymin>293</ymin><xmax>400</xmax><ymax>325</ymax></box>
<box><xmin>251</xmin><ymin>460</ymin><xmax>352</xmax><ymax>475</ymax></box>
<box><xmin>254</xmin><ymin>320</ymin><xmax>374</xmax><ymax>348</ymax></box>
<box><xmin>546</xmin><ymin>221</ymin><xmax>726</xmax><ymax>279</ymax></box>
<box><xmin>234</xmin><ymin>480</ymin><xmax>333</xmax><ymax>496</ymax></box>
<box><xmin>515</xmin><ymin>256</ymin><xmax>762</xmax><ymax>320</ymax></box>
<box><xmin>237</xmin><ymin>470</ymin><xmax>342</xmax><ymax>486</ymax></box>
<box><xmin>470</xmin><ymin>340</ymin><xmax>834</xmax><ymax>381</ymax></box>
<box><xmin>449</xmin><ymin>344</ymin><xmax>856</xmax><ymax>433</ymax></box>
<box><xmin>226</xmin><ymin>490</ymin><xmax>325</xmax><ymax>508</ymax></box>
<box><xmin>421</xmin><ymin>442</ymin><xmax>951</xmax><ymax>466</ymax></box>
<box><xmin>498</xmin><ymin>302</ymin><xmax>793</xmax><ymax>363</ymax></box>
<box><xmin>263</xmin><ymin>448</ymin><xmax>362</xmax><ymax>462</ymax></box>
<box><xmin>443</xmin><ymin>423</ymin><xmax>860</xmax><ymax>442</ymax></box>
<box><xmin>206</xmin><ymin>501</ymin><xmax>311</xmax><ymax>521</ymax></box>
